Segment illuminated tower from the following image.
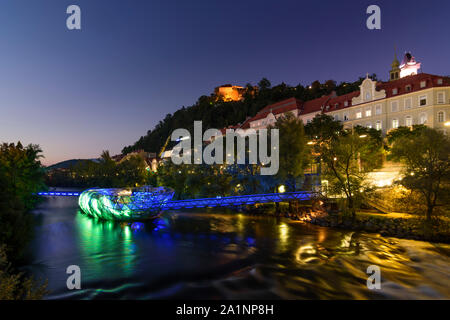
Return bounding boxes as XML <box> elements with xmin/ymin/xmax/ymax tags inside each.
<box><xmin>389</xmin><ymin>53</ymin><xmax>400</xmax><ymax>81</ymax></box>
<box><xmin>399</xmin><ymin>52</ymin><xmax>421</xmax><ymax>78</ymax></box>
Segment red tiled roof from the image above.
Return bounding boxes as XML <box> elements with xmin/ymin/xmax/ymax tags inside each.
<box><xmin>250</xmin><ymin>97</ymin><xmax>302</xmax><ymax>122</ymax></box>
<box><xmin>323</xmin><ymin>91</ymin><xmax>360</xmax><ymax>113</ymax></box>
<box><xmin>300</xmin><ymin>94</ymin><xmax>334</xmax><ymax>114</ymax></box>
<box><xmin>377</xmin><ymin>73</ymin><xmax>449</xmax><ymax>98</ymax></box>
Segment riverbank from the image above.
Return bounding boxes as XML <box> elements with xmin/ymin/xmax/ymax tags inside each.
<box><xmin>242</xmin><ymin>203</ymin><xmax>450</xmax><ymax>244</ymax></box>
<box><xmin>297</xmin><ymin>209</ymin><xmax>450</xmax><ymax>244</ymax></box>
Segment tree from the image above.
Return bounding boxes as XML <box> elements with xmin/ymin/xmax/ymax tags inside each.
<box><xmin>320</xmin><ymin>130</ymin><xmax>383</xmax><ymax>218</ymax></box>
<box><xmin>305</xmin><ymin>113</ymin><xmax>343</xmax><ymax>142</ymax></box>
<box><xmin>390</xmin><ymin>127</ymin><xmax>450</xmax><ymax>220</ymax></box>
<box><xmin>0</xmin><ymin>142</ymin><xmax>46</xmax><ymax>261</ymax></box>
<box><xmin>258</xmin><ymin>78</ymin><xmax>271</xmax><ymax>90</ymax></box>
<box><xmin>271</xmin><ymin>112</ymin><xmax>309</xmax><ymax>192</ymax></box>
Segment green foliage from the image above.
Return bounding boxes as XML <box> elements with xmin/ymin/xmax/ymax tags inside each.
<box><xmin>390</xmin><ymin>127</ymin><xmax>450</xmax><ymax>220</ymax></box>
<box><xmin>305</xmin><ymin>113</ymin><xmax>343</xmax><ymax>142</ymax></box>
<box><xmin>46</xmin><ymin>152</ymin><xmax>150</xmax><ymax>188</ymax></box>
<box><xmin>386</xmin><ymin>124</ymin><xmax>427</xmax><ymax>146</ymax></box>
<box><xmin>122</xmin><ymin>77</ymin><xmax>370</xmax><ymax>155</ymax></box>
<box><xmin>0</xmin><ymin>142</ymin><xmax>46</xmax><ymax>210</ymax></box>
<box><xmin>271</xmin><ymin>112</ymin><xmax>309</xmax><ymax>191</ymax></box>
<box><xmin>0</xmin><ymin>142</ymin><xmax>45</xmax><ymax>261</ymax></box>
<box><xmin>0</xmin><ymin>245</ymin><xmax>48</xmax><ymax>300</ymax></box>
<box><xmin>313</xmin><ymin>117</ymin><xmax>383</xmax><ymax>218</ymax></box>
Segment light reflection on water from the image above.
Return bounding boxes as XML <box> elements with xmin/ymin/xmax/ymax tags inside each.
<box><xmin>26</xmin><ymin>196</ymin><xmax>450</xmax><ymax>300</ymax></box>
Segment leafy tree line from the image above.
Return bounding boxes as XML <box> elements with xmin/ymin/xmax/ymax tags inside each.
<box><xmin>46</xmin><ymin>151</ymin><xmax>151</xmax><ymax>188</ymax></box>
<box><xmin>0</xmin><ymin>142</ymin><xmax>48</xmax><ymax>299</ymax></box>
<box><xmin>122</xmin><ymin>76</ymin><xmax>376</xmax><ymax>155</ymax></box>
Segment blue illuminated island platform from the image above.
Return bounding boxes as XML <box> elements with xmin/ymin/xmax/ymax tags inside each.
<box><xmin>78</xmin><ymin>186</ymin><xmax>175</xmax><ymax>221</ymax></box>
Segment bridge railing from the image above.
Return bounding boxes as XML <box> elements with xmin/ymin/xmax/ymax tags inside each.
<box><xmin>162</xmin><ymin>191</ymin><xmax>317</xmax><ymax>210</ymax></box>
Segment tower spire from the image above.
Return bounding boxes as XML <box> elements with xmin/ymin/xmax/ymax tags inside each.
<box><xmin>389</xmin><ymin>47</ymin><xmax>400</xmax><ymax>81</ymax></box>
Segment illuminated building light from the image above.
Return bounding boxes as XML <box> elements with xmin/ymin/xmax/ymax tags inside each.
<box><xmin>444</xmin><ymin>121</ymin><xmax>450</xmax><ymax>127</ymax></box>
<box><xmin>359</xmin><ymin>135</ymin><xmax>367</xmax><ymax>138</ymax></box>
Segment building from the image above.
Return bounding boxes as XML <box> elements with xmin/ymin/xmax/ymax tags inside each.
<box><xmin>241</xmin><ymin>52</ymin><xmax>450</xmax><ymax>136</ymax></box>
<box><xmin>214</xmin><ymin>84</ymin><xmax>246</xmax><ymax>102</ymax></box>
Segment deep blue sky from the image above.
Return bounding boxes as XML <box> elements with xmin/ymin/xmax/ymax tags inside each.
<box><xmin>1</xmin><ymin>0</ymin><xmax>449</xmax><ymax>165</ymax></box>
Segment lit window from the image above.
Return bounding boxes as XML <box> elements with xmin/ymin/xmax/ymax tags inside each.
<box><xmin>375</xmin><ymin>105</ymin><xmax>382</xmax><ymax>115</ymax></box>
<box><xmin>365</xmin><ymin>108</ymin><xmax>372</xmax><ymax>117</ymax></box>
<box><xmin>437</xmin><ymin>92</ymin><xmax>445</xmax><ymax>104</ymax></box>
<box><xmin>420</xmin><ymin>113</ymin><xmax>427</xmax><ymax>124</ymax></box>
<box><xmin>391</xmin><ymin>101</ymin><xmax>398</xmax><ymax>112</ymax></box>
<box><xmin>366</xmin><ymin>123</ymin><xmax>372</xmax><ymax>129</ymax></box>
<box><xmin>392</xmin><ymin>88</ymin><xmax>398</xmax><ymax>95</ymax></box>
<box><xmin>344</xmin><ymin>101</ymin><xmax>349</xmax><ymax>107</ymax></box>
<box><xmin>404</xmin><ymin>98</ymin><xmax>412</xmax><ymax>109</ymax></box>
<box><xmin>356</xmin><ymin>110</ymin><xmax>362</xmax><ymax>119</ymax></box>
<box><xmin>375</xmin><ymin>121</ymin><xmax>382</xmax><ymax>131</ymax></box>
<box><xmin>405</xmin><ymin>116</ymin><xmax>413</xmax><ymax>127</ymax></box>
<box><xmin>438</xmin><ymin>111</ymin><xmax>445</xmax><ymax>123</ymax></box>
<box><xmin>420</xmin><ymin>81</ymin><xmax>426</xmax><ymax>88</ymax></box>
<box><xmin>392</xmin><ymin>119</ymin><xmax>399</xmax><ymax>129</ymax></box>
<box><xmin>437</xmin><ymin>79</ymin><xmax>443</xmax><ymax>85</ymax></box>
<box><xmin>419</xmin><ymin>95</ymin><xmax>427</xmax><ymax>106</ymax></box>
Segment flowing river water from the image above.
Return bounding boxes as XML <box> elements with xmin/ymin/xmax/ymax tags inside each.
<box><xmin>25</xmin><ymin>195</ymin><xmax>450</xmax><ymax>299</ymax></box>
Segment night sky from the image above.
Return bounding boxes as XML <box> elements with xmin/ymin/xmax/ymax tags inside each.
<box><xmin>1</xmin><ymin>0</ymin><xmax>449</xmax><ymax>165</ymax></box>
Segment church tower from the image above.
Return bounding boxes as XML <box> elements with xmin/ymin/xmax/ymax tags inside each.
<box><xmin>389</xmin><ymin>52</ymin><xmax>400</xmax><ymax>81</ymax></box>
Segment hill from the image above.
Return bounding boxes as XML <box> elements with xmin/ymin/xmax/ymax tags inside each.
<box><xmin>45</xmin><ymin>159</ymin><xmax>98</xmax><ymax>171</ymax></box>
<box><xmin>122</xmin><ymin>76</ymin><xmax>375</xmax><ymax>155</ymax></box>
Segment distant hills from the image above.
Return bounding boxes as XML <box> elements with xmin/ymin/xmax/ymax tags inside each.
<box><xmin>45</xmin><ymin>159</ymin><xmax>99</xmax><ymax>171</ymax></box>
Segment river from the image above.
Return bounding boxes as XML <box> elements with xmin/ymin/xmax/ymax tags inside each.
<box><xmin>25</xmin><ymin>195</ymin><xmax>450</xmax><ymax>299</ymax></box>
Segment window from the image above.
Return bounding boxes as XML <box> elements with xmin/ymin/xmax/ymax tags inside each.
<box><xmin>365</xmin><ymin>92</ymin><xmax>371</xmax><ymax>101</ymax></box>
<box><xmin>356</xmin><ymin>110</ymin><xmax>362</xmax><ymax>119</ymax></box>
<box><xmin>392</xmin><ymin>119</ymin><xmax>399</xmax><ymax>129</ymax></box>
<box><xmin>344</xmin><ymin>113</ymin><xmax>349</xmax><ymax>121</ymax></box>
<box><xmin>438</xmin><ymin>111</ymin><xmax>445</xmax><ymax>123</ymax></box>
<box><xmin>375</xmin><ymin>104</ymin><xmax>382</xmax><ymax>115</ymax></box>
<box><xmin>391</xmin><ymin>101</ymin><xmax>398</xmax><ymax>112</ymax></box>
<box><xmin>335</xmin><ymin>103</ymin><xmax>339</xmax><ymax>109</ymax></box>
<box><xmin>437</xmin><ymin>92</ymin><xmax>445</xmax><ymax>104</ymax></box>
<box><xmin>404</xmin><ymin>98</ymin><xmax>412</xmax><ymax>109</ymax></box>
<box><xmin>420</xmin><ymin>81</ymin><xmax>426</xmax><ymax>88</ymax></box>
<box><xmin>405</xmin><ymin>85</ymin><xmax>412</xmax><ymax>92</ymax></box>
<box><xmin>365</xmin><ymin>108</ymin><xmax>372</xmax><ymax>117</ymax></box>
<box><xmin>334</xmin><ymin>114</ymin><xmax>339</xmax><ymax>121</ymax></box>
<box><xmin>405</xmin><ymin>116</ymin><xmax>413</xmax><ymax>127</ymax></box>
<box><xmin>344</xmin><ymin>101</ymin><xmax>349</xmax><ymax>107</ymax></box>
<box><xmin>437</xmin><ymin>79</ymin><xmax>443</xmax><ymax>85</ymax></box>
<box><xmin>419</xmin><ymin>95</ymin><xmax>427</xmax><ymax>106</ymax></box>
<box><xmin>420</xmin><ymin>113</ymin><xmax>427</xmax><ymax>124</ymax></box>
<box><xmin>392</xmin><ymin>88</ymin><xmax>398</xmax><ymax>95</ymax></box>
<box><xmin>376</xmin><ymin>121</ymin><xmax>382</xmax><ymax>131</ymax></box>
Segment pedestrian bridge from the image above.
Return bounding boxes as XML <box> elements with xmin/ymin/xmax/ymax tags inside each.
<box><xmin>38</xmin><ymin>190</ymin><xmax>315</xmax><ymax>210</ymax></box>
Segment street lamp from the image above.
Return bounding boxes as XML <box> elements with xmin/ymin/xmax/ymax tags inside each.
<box><xmin>278</xmin><ymin>185</ymin><xmax>286</xmax><ymax>193</ymax></box>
